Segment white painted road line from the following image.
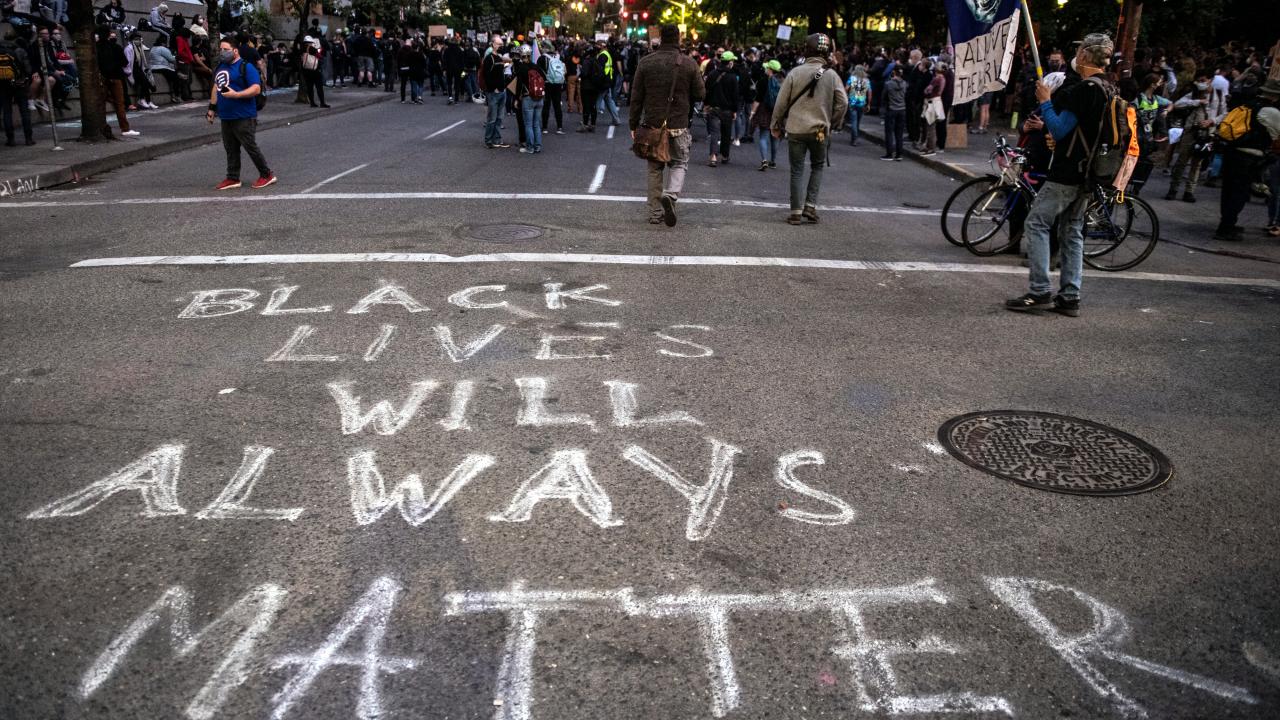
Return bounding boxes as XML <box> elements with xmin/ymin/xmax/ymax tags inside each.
<box><xmin>0</xmin><ymin>191</ymin><xmax>942</xmax><ymax>216</ymax></box>
<box><xmin>589</xmin><ymin>165</ymin><xmax>607</xmax><ymax>194</ymax></box>
<box><xmin>299</xmin><ymin>163</ymin><xmax>372</xmax><ymax>195</ymax></box>
<box><xmin>66</xmin><ymin>252</ymin><xmax>1280</xmax><ymax>288</ymax></box>
<box><xmin>606</xmin><ymin>125</ymin><xmax>615</xmax><ymax>139</ymax></box>
<box><xmin>425</xmin><ymin>119</ymin><xmax>467</xmax><ymax>140</ymax></box>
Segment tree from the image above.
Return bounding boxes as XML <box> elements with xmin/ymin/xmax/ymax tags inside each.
<box><xmin>65</xmin><ymin>0</ymin><xmax>109</xmax><ymax>140</ymax></box>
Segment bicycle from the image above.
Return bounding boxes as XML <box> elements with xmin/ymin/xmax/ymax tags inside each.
<box><xmin>938</xmin><ymin>137</ymin><xmax>1019</xmax><ymax>246</ymax></box>
<box><xmin>960</xmin><ymin>138</ymin><xmax>1160</xmax><ymax>270</ymax></box>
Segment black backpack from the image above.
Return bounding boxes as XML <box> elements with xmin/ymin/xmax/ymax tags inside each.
<box><xmin>240</xmin><ymin>61</ymin><xmax>267</xmax><ymax>111</ymax></box>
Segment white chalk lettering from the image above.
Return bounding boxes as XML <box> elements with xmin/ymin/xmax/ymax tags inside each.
<box><xmin>27</xmin><ymin>444</ymin><xmax>186</xmax><ymax>518</ymax></box>
<box><xmin>265</xmin><ymin>325</ymin><xmax>343</xmax><ymax>362</ymax></box>
<box><xmin>514</xmin><ymin>377</ymin><xmax>596</xmax><ymax>430</ymax></box>
<box><xmin>535</xmin><ymin>333</ymin><xmax>611</xmax><ymax>360</ymax></box>
<box><xmin>345</xmin><ymin>284</ymin><xmax>430</xmax><ymax>315</ymax></box>
<box><xmin>362</xmin><ymin>324</ymin><xmax>397</xmax><ymax>362</ymax></box>
<box><xmin>346</xmin><ymin>450</ymin><xmax>496</xmax><ymax>526</ymax></box>
<box><xmin>774</xmin><ymin>451</ymin><xmax>856</xmax><ymax>526</ymax></box>
<box><xmin>260</xmin><ymin>286</ymin><xmax>333</xmax><ymax>316</ymax></box>
<box><xmin>328</xmin><ymin>380</ymin><xmax>439</xmax><ymax>435</ymax></box>
<box><xmin>542</xmin><ymin>283</ymin><xmax>622</xmax><ymax>310</ymax></box>
<box><xmin>194</xmin><ymin>446</ymin><xmax>304</xmax><ymax>521</ymax></box>
<box><xmin>434</xmin><ymin>324</ymin><xmax>506</xmax><ymax>362</ymax></box>
<box><xmin>439</xmin><ymin>380</ymin><xmax>476</xmax><ymax>431</ymax></box>
<box><xmin>271</xmin><ymin>577</ymin><xmax>417</xmax><ymax>720</ymax></box>
<box><xmin>654</xmin><ymin>324</ymin><xmax>715</xmax><ymax>358</ymax></box>
<box><xmin>605</xmin><ymin>380</ymin><xmax>702</xmax><ymax>427</ymax></box>
<box><xmin>985</xmin><ymin>577</ymin><xmax>1258</xmax><ymax>718</ymax></box>
<box><xmin>621</xmin><ymin>439</ymin><xmax>740</xmax><ymax>541</ymax></box>
<box><xmin>80</xmin><ymin>583</ymin><xmax>285</xmax><ymax>720</ymax></box>
<box><xmin>489</xmin><ymin>450</ymin><xmax>622</xmax><ymax>528</ymax></box>
<box><xmin>448</xmin><ymin>284</ymin><xmax>509</xmax><ymax>309</ymax></box>
<box><xmin>179</xmin><ymin>289</ymin><xmax>260</xmax><ymax>319</ymax></box>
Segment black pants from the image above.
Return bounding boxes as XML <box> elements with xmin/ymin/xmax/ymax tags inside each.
<box><xmin>707</xmin><ymin>107</ymin><xmax>733</xmax><ymax>159</ymax></box>
<box><xmin>1218</xmin><ymin>150</ymin><xmax>1256</xmax><ymax>232</ymax></box>
<box><xmin>884</xmin><ymin>109</ymin><xmax>906</xmax><ymax>157</ymax></box>
<box><xmin>399</xmin><ymin>70</ymin><xmax>410</xmax><ymax>101</ymax></box>
<box><xmin>581</xmin><ymin>86</ymin><xmax>599</xmax><ymax>127</ymax></box>
<box><xmin>542</xmin><ymin>83</ymin><xmax>563</xmax><ymax>130</ymax></box>
<box><xmin>1</xmin><ymin>82</ymin><xmax>34</xmax><ymax>141</ymax></box>
<box><xmin>384</xmin><ymin>66</ymin><xmax>395</xmax><ymax>91</ymax></box>
<box><xmin>935</xmin><ymin>119</ymin><xmax>948</xmax><ymax>150</ymax></box>
<box><xmin>303</xmin><ymin>69</ymin><xmax>325</xmax><ymax>106</ymax></box>
<box><xmin>451</xmin><ymin>72</ymin><xmax>467</xmax><ymax>100</ymax></box>
<box><xmin>221</xmin><ymin>118</ymin><xmax>271</xmax><ymax>181</ymax></box>
<box><xmin>906</xmin><ymin>98</ymin><xmax>922</xmax><ymax>141</ymax></box>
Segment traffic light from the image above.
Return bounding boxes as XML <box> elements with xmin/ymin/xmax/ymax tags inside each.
<box><xmin>621</xmin><ymin>10</ymin><xmax>629</xmax><ymax>18</ymax></box>
<box><xmin>641</xmin><ymin>10</ymin><xmax>648</xmax><ymax>19</ymax></box>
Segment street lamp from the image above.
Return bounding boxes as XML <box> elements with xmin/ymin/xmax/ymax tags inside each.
<box><xmin>654</xmin><ymin>0</ymin><xmax>700</xmax><ymax>28</ymax></box>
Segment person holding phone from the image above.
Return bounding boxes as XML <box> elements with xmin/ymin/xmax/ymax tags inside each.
<box><xmin>207</xmin><ymin>37</ymin><xmax>275</xmax><ymax>191</ymax></box>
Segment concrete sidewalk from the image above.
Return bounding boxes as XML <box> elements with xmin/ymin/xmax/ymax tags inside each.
<box><xmin>857</xmin><ymin>116</ymin><xmax>1280</xmax><ymax>264</ymax></box>
<box><xmin>1</xmin><ymin>85</ymin><xmax>393</xmax><ymax>197</ymax></box>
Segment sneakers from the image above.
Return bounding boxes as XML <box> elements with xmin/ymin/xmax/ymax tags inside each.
<box><xmin>519</xmin><ymin>147</ymin><xmax>531</xmax><ymax>153</ymax></box>
<box><xmin>493</xmin><ymin>142</ymin><xmax>511</xmax><ymax>148</ymax></box>
<box><xmin>801</xmin><ymin>206</ymin><xmax>819</xmax><ymax>224</ymax></box>
<box><xmin>1164</xmin><ymin>189</ymin><xmax>1177</xmax><ymax>201</ymax></box>
<box><xmin>920</xmin><ymin>150</ymin><xmax>937</xmax><ymax>156</ymax></box>
<box><xmin>708</xmin><ymin>157</ymin><xmax>718</xmax><ymax>167</ymax></box>
<box><xmin>1213</xmin><ymin>226</ymin><xmax>1243</xmax><ymax>242</ymax></box>
<box><xmin>768</xmin><ymin>161</ymin><xmax>777</xmax><ymax>169</ymax></box>
<box><xmin>121</xmin><ymin>130</ymin><xmax>140</xmax><ymax>136</ymax></box>
<box><xmin>1182</xmin><ymin>192</ymin><xmax>1196</xmax><ymax>203</ymax></box>
<box><xmin>880</xmin><ymin>154</ymin><xmax>894</xmax><ymax>160</ymax></box>
<box><xmin>759</xmin><ymin>161</ymin><xmax>769</xmax><ymax>171</ymax></box>
<box><xmin>216</xmin><ymin>178</ymin><xmax>242</xmax><ymax>191</ymax></box>
<box><xmin>555</xmin><ymin>129</ymin><xmax>565</xmax><ymax>135</ymax></box>
<box><xmin>660</xmin><ymin>194</ymin><xmax>677</xmax><ymax>227</ymax></box>
<box><xmin>787</xmin><ymin>213</ymin><xmax>805</xmax><ymax>225</ymax></box>
<box><xmin>1050</xmin><ymin>295</ymin><xmax>1080</xmax><ymax>317</ymax></box>
<box><xmin>1004</xmin><ymin>292</ymin><xmax>1052</xmax><ymax>312</ymax></box>
<box><xmin>732</xmin><ymin>138</ymin><xmax>741</xmax><ymax>146</ymax></box>
<box><xmin>648</xmin><ymin>215</ymin><xmax>663</xmax><ymax>224</ymax></box>
<box><xmin>251</xmin><ymin>174</ymin><xmax>277</xmax><ymax>189</ymax></box>
<box><xmin>893</xmin><ymin>155</ymin><xmax>902</xmax><ymax>161</ymax></box>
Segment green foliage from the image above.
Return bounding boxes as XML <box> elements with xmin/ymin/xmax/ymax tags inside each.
<box><xmin>242</xmin><ymin>6</ymin><xmax>273</xmax><ymax>37</ymax></box>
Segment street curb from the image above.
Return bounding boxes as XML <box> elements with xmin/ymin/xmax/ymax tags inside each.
<box><xmin>8</xmin><ymin>93</ymin><xmax>394</xmax><ymax>193</ymax></box>
<box><xmin>857</xmin><ymin>125</ymin><xmax>980</xmax><ymax>182</ymax></box>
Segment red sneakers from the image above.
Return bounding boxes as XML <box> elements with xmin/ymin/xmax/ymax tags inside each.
<box><xmin>252</xmin><ymin>174</ymin><xmax>278</xmax><ymax>190</ymax></box>
<box><xmin>215</xmin><ymin>179</ymin><xmax>242</xmax><ymax>191</ymax></box>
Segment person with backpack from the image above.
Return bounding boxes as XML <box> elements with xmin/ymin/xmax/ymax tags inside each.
<box><xmin>770</xmin><ymin>33</ymin><xmax>847</xmax><ymax>225</ymax></box>
<box><xmin>514</xmin><ymin>45</ymin><xmax>545</xmax><ymax>154</ymax></box>
<box><xmin>751</xmin><ymin>59</ymin><xmax>782</xmax><ymax>171</ymax></box>
<box><xmin>207</xmin><ymin>36</ymin><xmax>275</xmax><ymax>191</ymax></box>
<box><xmin>1</xmin><ymin>34</ymin><xmax>35</xmax><ymax>146</ymax></box>
<box><xmin>845</xmin><ymin>64</ymin><xmax>870</xmax><ymax>146</ymax></box>
<box><xmin>1006</xmin><ymin>33</ymin><xmax>1117</xmax><ymax>318</ymax></box>
<box><xmin>578</xmin><ymin>42</ymin><xmax>605</xmax><ymax>133</ymax></box>
<box><xmin>538</xmin><ymin>41</ymin><xmax>565</xmax><ymax>135</ymax></box>
<box><xmin>1214</xmin><ymin>79</ymin><xmax>1280</xmax><ymax>241</ymax></box>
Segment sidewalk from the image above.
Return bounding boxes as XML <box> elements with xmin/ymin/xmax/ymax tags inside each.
<box><xmin>1</xmin><ymin>85</ymin><xmax>393</xmax><ymax>197</ymax></box>
<box><xmin>858</xmin><ymin>116</ymin><xmax>1280</xmax><ymax>264</ymax></box>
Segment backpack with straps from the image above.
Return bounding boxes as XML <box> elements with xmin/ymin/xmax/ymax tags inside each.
<box><xmin>1216</xmin><ymin>104</ymin><xmax>1271</xmax><ymax>150</ymax></box>
<box><xmin>239</xmin><ymin>61</ymin><xmax>267</xmax><ymax>111</ymax></box>
<box><xmin>526</xmin><ymin>67</ymin><xmax>545</xmax><ymax>100</ymax></box>
<box><xmin>546</xmin><ymin>56</ymin><xmax>565</xmax><ymax>84</ymax></box>
<box><xmin>1070</xmin><ymin>76</ymin><xmax>1131</xmax><ymax>186</ymax></box>
<box><xmin>0</xmin><ymin>49</ymin><xmax>17</xmax><ymax>83</ymax></box>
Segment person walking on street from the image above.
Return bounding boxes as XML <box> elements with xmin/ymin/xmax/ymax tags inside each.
<box><xmin>751</xmin><ymin>59</ymin><xmax>782</xmax><ymax>170</ymax></box>
<box><xmin>881</xmin><ymin>65</ymin><xmax>906</xmax><ymax>160</ymax></box>
<box><xmin>566</xmin><ymin>44</ymin><xmax>582</xmax><ymax>114</ymax></box>
<box><xmin>480</xmin><ymin>35</ymin><xmax>509</xmax><ymax>148</ymax></box>
<box><xmin>538</xmin><ymin>41</ymin><xmax>565</xmax><ymax>134</ymax></box>
<box><xmin>770</xmin><ymin>33</ymin><xmax>847</xmax><ymax>225</ymax></box>
<box><xmin>207</xmin><ymin>37</ymin><xmax>275</xmax><ymax>191</ymax></box>
<box><xmin>1214</xmin><ymin>80</ymin><xmax>1280</xmax><ymax>240</ymax></box>
<box><xmin>1005</xmin><ymin>33</ymin><xmax>1114</xmax><ymax>317</ymax></box>
<box><xmin>845</xmin><ymin>64</ymin><xmax>869</xmax><ymax>146</ymax></box>
<box><xmin>704</xmin><ymin>51</ymin><xmax>740</xmax><ymax>166</ymax></box>
<box><xmin>630</xmin><ymin>23</ymin><xmax>705</xmax><ymax>226</ymax></box>
<box><xmin>96</xmin><ymin>27</ymin><xmax>139</xmax><ymax>136</ymax></box>
<box><xmin>921</xmin><ymin>63</ymin><xmax>945</xmax><ymax>155</ymax></box>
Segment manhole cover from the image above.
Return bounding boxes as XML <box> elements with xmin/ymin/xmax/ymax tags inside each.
<box><xmin>937</xmin><ymin>411</ymin><xmax>1173</xmax><ymax>496</ymax></box>
<box><xmin>464</xmin><ymin>224</ymin><xmax>544</xmax><ymax>243</ymax></box>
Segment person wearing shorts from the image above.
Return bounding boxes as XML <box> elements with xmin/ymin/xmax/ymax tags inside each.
<box><xmin>975</xmin><ymin>90</ymin><xmax>994</xmax><ymax>134</ymax></box>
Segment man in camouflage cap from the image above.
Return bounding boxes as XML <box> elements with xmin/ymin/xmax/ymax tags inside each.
<box><xmin>770</xmin><ymin>33</ymin><xmax>847</xmax><ymax>224</ymax></box>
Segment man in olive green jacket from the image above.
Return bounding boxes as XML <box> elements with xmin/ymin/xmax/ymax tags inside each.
<box><xmin>771</xmin><ymin>33</ymin><xmax>848</xmax><ymax>224</ymax></box>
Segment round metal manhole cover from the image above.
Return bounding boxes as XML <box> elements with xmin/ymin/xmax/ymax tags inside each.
<box><xmin>464</xmin><ymin>224</ymin><xmax>545</xmax><ymax>243</ymax></box>
<box><xmin>938</xmin><ymin>411</ymin><xmax>1173</xmax><ymax>496</ymax></box>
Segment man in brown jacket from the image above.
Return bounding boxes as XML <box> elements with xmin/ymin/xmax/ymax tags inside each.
<box><xmin>630</xmin><ymin>24</ymin><xmax>705</xmax><ymax>227</ymax></box>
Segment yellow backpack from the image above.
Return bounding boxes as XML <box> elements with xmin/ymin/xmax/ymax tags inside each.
<box><xmin>1216</xmin><ymin>105</ymin><xmax>1252</xmax><ymax>142</ymax></box>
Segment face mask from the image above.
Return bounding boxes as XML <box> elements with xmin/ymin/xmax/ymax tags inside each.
<box><xmin>1070</xmin><ymin>58</ymin><xmax>1077</xmax><ymax>72</ymax></box>
<box><xmin>218</xmin><ymin>49</ymin><xmax>235</xmax><ymax>64</ymax></box>
<box><xmin>1196</xmin><ymin>82</ymin><xmax>1209</xmax><ymax>91</ymax></box>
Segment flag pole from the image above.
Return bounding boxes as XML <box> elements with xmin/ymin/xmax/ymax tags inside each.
<box><xmin>1018</xmin><ymin>0</ymin><xmax>1043</xmax><ymax>79</ymax></box>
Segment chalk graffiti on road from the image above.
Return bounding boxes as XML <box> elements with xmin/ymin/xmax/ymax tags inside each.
<box><xmin>74</xmin><ymin>576</ymin><xmax>1259</xmax><ymax>720</ymax></box>
<box><xmin>0</xmin><ymin>175</ymin><xmax>40</xmax><ymax>198</ymax></box>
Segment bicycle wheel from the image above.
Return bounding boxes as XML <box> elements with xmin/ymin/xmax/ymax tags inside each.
<box><xmin>961</xmin><ymin>184</ymin><xmax>1027</xmax><ymax>256</ymax></box>
<box><xmin>941</xmin><ymin>174</ymin><xmax>999</xmax><ymax>247</ymax></box>
<box><xmin>1084</xmin><ymin>196</ymin><xmax>1159</xmax><ymax>271</ymax></box>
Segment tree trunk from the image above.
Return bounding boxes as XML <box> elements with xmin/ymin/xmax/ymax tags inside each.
<box><xmin>1116</xmin><ymin>0</ymin><xmax>1143</xmax><ymax>77</ymax></box>
<box><xmin>295</xmin><ymin>2</ymin><xmax>311</xmax><ymax>104</ymax></box>
<box><xmin>66</xmin><ymin>0</ymin><xmax>110</xmax><ymax>140</ymax></box>
<box><xmin>206</xmin><ymin>0</ymin><xmax>220</xmax><ymax>41</ymax></box>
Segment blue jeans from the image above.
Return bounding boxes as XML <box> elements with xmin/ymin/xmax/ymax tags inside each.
<box><xmin>596</xmin><ymin>87</ymin><xmax>620</xmax><ymax>124</ymax></box>
<box><xmin>522</xmin><ymin>98</ymin><xmax>544</xmax><ymax>151</ymax></box>
<box><xmin>883</xmin><ymin>109</ymin><xmax>905</xmax><ymax>157</ymax></box>
<box><xmin>484</xmin><ymin>90</ymin><xmax>505</xmax><ymax>145</ymax></box>
<box><xmin>1023</xmin><ymin>182</ymin><xmax>1085</xmax><ymax>299</ymax></box>
<box><xmin>847</xmin><ymin>105</ymin><xmax>864</xmax><ymax>142</ymax></box>
<box><xmin>410</xmin><ymin>79</ymin><xmax>423</xmax><ymax>101</ymax></box>
<box><xmin>733</xmin><ymin>101</ymin><xmax>748</xmax><ymax>139</ymax></box>
<box><xmin>756</xmin><ymin>128</ymin><xmax>776</xmax><ymax>163</ymax></box>
<box><xmin>465</xmin><ymin>71</ymin><xmax>479</xmax><ymax>98</ymax></box>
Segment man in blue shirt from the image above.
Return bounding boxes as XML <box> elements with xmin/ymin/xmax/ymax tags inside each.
<box><xmin>206</xmin><ymin>37</ymin><xmax>276</xmax><ymax>191</ymax></box>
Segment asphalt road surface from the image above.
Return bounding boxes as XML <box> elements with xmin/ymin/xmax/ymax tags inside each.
<box><xmin>2</xmin><ymin>96</ymin><xmax>1279</xmax><ymax>720</ymax></box>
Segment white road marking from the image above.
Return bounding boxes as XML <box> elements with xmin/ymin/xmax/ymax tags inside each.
<box><xmin>0</xmin><ymin>191</ymin><xmax>941</xmax><ymax>217</ymax></box>
<box><xmin>589</xmin><ymin>165</ymin><xmax>607</xmax><ymax>194</ymax></box>
<box><xmin>66</xmin><ymin>252</ymin><xmax>1280</xmax><ymax>289</ymax></box>
<box><xmin>606</xmin><ymin>125</ymin><xmax>615</xmax><ymax>139</ymax></box>
<box><xmin>425</xmin><ymin>119</ymin><xmax>467</xmax><ymax>140</ymax></box>
<box><xmin>299</xmin><ymin>163</ymin><xmax>371</xmax><ymax>195</ymax></box>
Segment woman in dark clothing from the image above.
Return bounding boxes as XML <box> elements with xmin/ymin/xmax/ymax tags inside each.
<box><xmin>95</xmin><ymin>26</ymin><xmax>137</xmax><ymax>135</ymax></box>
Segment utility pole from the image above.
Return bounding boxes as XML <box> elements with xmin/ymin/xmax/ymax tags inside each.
<box><xmin>1115</xmin><ymin>0</ymin><xmax>1142</xmax><ymax>77</ymax></box>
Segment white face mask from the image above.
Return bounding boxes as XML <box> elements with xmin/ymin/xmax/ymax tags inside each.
<box><xmin>1070</xmin><ymin>57</ymin><xmax>1077</xmax><ymax>72</ymax></box>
